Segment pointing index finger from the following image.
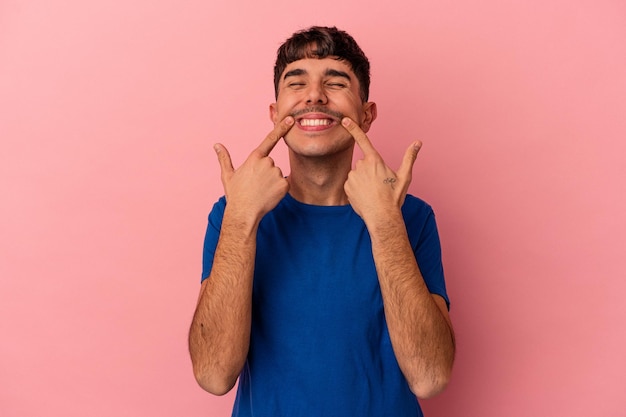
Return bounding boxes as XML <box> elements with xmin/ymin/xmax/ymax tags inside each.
<box><xmin>341</xmin><ymin>117</ymin><xmax>379</xmax><ymax>157</ymax></box>
<box><xmin>254</xmin><ymin>116</ymin><xmax>295</xmax><ymax>156</ymax></box>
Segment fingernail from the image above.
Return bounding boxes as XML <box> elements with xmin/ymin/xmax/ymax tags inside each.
<box><xmin>342</xmin><ymin>117</ymin><xmax>351</xmax><ymax>127</ymax></box>
<box><xmin>213</xmin><ymin>144</ymin><xmax>221</xmax><ymax>153</ymax></box>
<box><xmin>285</xmin><ymin>116</ymin><xmax>294</xmax><ymax>125</ymax></box>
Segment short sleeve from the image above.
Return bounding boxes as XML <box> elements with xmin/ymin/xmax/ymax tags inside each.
<box><xmin>403</xmin><ymin>196</ymin><xmax>450</xmax><ymax>309</ymax></box>
<box><xmin>201</xmin><ymin>197</ymin><xmax>227</xmax><ymax>282</ymax></box>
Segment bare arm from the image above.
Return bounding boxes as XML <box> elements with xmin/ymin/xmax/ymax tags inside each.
<box><xmin>342</xmin><ymin>117</ymin><xmax>455</xmax><ymax>399</ymax></box>
<box><xmin>188</xmin><ymin>117</ymin><xmax>294</xmax><ymax>395</ymax></box>
<box><xmin>367</xmin><ymin>213</ymin><xmax>455</xmax><ymax>399</ymax></box>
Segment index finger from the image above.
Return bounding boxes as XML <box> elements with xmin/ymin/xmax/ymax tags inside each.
<box><xmin>254</xmin><ymin>116</ymin><xmax>295</xmax><ymax>156</ymax></box>
<box><xmin>341</xmin><ymin>117</ymin><xmax>380</xmax><ymax>157</ymax></box>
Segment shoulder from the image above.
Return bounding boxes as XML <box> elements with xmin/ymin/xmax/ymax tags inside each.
<box><xmin>401</xmin><ymin>194</ymin><xmax>440</xmax><ymax>243</ymax></box>
<box><xmin>402</xmin><ymin>194</ymin><xmax>434</xmax><ymax>219</ymax></box>
<box><xmin>207</xmin><ymin>196</ymin><xmax>228</xmax><ymax>225</ymax></box>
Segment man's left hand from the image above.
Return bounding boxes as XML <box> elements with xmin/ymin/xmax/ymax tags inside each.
<box><xmin>342</xmin><ymin>117</ymin><xmax>422</xmax><ymax>223</ymax></box>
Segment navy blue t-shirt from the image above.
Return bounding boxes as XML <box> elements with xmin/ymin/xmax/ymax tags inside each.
<box><xmin>202</xmin><ymin>193</ymin><xmax>449</xmax><ymax>417</ymax></box>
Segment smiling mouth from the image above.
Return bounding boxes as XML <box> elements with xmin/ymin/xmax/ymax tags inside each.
<box><xmin>291</xmin><ymin>107</ymin><xmax>344</xmax><ymax>130</ymax></box>
<box><xmin>298</xmin><ymin>118</ymin><xmax>333</xmax><ymax>127</ymax></box>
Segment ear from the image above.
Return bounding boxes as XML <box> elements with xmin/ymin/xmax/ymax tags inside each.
<box><xmin>269</xmin><ymin>103</ymin><xmax>278</xmax><ymax>125</ymax></box>
<box><xmin>360</xmin><ymin>102</ymin><xmax>377</xmax><ymax>133</ymax></box>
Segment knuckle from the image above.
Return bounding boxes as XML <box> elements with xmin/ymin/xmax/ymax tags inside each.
<box><xmin>252</xmin><ymin>149</ymin><xmax>266</xmax><ymax>159</ymax></box>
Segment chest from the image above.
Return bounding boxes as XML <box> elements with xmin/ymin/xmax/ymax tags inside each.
<box><xmin>253</xmin><ymin>210</ymin><xmax>383</xmax><ymax>326</ymax></box>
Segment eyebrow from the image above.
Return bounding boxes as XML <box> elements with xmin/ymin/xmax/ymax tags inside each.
<box><xmin>324</xmin><ymin>69</ymin><xmax>351</xmax><ymax>80</ymax></box>
<box><xmin>283</xmin><ymin>68</ymin><xmax>352</xmax><ymax>81</ymax></box>
<box><xmin>283</xmin><ymin>68</ymin><xmax>306</xmax><ymax>80</ymax></box>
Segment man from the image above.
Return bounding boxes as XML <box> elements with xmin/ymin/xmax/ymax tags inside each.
<box><xmin>189</xmin><ymin>26</ymin><xmax>455</xmax><ymax>416</ymax></box>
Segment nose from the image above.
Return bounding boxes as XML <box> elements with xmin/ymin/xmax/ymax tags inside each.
<box><xmin>305</xmin><ymin>83</ymin><xmax>328</xmax><ymax>105</ymax></box>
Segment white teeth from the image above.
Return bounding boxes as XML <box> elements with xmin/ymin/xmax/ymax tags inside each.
<box><xmin>300</xmin><ymin>119</ymin><xmax>332</xmax><ymax>127</ymax></box>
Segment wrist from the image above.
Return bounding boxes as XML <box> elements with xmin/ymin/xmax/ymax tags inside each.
<box><xmin>362</xmin><ymin>208</ymin><xmax>405</xmax><ymax>237</ymax></box>
<box><xmin>222</xmin><ymin>205</ymin><xmax>262</xmax><ymax>237</ymax></box>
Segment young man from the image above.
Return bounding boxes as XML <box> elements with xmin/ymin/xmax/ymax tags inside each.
<box><xmin>189</xmin><ymin>26</ymin><xmax>455</xmax><ymax>416</ymax></box>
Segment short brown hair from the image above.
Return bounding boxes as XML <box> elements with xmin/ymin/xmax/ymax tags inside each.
<box><xmin>273</xmin><ymin>26</ymin><xmax>371</xmax><ymax>102</ymax></box>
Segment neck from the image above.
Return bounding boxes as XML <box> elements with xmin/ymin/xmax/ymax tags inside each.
<box><xmin>286</xmin><ymin>151</ymin><xmax>352</xmax><ymax>206</ymax></box>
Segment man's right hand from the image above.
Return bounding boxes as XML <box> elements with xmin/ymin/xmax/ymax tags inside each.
<box><xmin>214</xmin><ymin>116</ymin><xmax>294</xmax><ymax>223</ymax></box>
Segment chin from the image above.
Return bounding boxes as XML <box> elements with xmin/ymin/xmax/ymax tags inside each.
<box><xmin>285</xmin><ymin>137</ymin><xmax>354</xmax><ymax>159</ymax></box>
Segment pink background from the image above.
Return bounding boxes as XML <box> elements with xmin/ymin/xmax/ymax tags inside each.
<box><xmin>2</xmin><ymin>0</ymin><xmax>625</xmax><ymax>416</ymax></box>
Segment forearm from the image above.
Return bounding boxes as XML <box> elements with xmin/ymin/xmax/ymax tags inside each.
<box><xmin>367</xmin><ymin>211</ymin><xmax>455</xmax><ymax>399</ymax></box>
<box><xmin>190</xmin><ymin>117</ymin><xmax>292</xmax><ymax>394</ymax></box>
<box><xmin>189</xmin><ymin>210</ymin><xmax>258</xmax><ymax>395</ymax></box>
